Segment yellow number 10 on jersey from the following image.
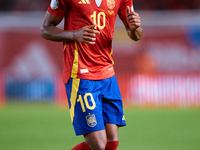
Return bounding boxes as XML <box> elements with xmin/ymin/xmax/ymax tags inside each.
<box><xmin>77</xmin><ymin>93</ymin><xmax>96</xmax><ymax>112</ymax></box>
<box><xmin>91</xmin><ymin>11</ymin><xmax>106</xmax><ymax>30</ymax></box>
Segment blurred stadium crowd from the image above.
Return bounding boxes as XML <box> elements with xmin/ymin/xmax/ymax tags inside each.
<box><xmin>0</xmin><ymin>0</ymin><xmax>200</xmax><ymax>11</ymax></box>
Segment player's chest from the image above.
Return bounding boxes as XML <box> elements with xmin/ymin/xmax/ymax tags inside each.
<box><xmin>69</xmin><ymin>0</ymin><xmax>120</xmax><ymax>15</ymax></box>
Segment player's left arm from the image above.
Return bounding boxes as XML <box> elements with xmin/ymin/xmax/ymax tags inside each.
<box><xmin>123</xmin><ymin>6</ymin><xmax>143</xmax><ymax>41</ymax></box>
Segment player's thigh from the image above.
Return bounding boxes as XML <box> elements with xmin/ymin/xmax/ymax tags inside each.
<box><xmin>105</xmin><ymin>123</ymin><xmax>119</xmax><ymax>141</ymax></box>
<box><xmin>84</xmin><ymin>130</ymin><xmax>107</xmax><ymax>150</ymax></box>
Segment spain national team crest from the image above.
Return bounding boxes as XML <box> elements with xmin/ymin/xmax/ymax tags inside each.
<box><xmin>107</xmin><ymin>0</ymin><xmax>115</xmax><ymax>9</ymax></box>
<box><xmin>86</xmin><ymin>113</ymin><xmax>97</xmax><ymax>127</ymax></box>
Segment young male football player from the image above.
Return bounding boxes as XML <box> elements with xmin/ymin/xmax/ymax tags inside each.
<box><xmin>40</xmin><ymin>0</ymin><xmax>143</xmax><ymax>149</ymax></box>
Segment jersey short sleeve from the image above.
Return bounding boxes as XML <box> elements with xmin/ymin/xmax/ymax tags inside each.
<box><xmin>118</xmin><ymin>0</ymin><xmax>134</xmax><ymax>22</ymax></box>
<box><xmin>47</xmin><ymin>0</ymin><xmax>68</xmax><ymax>18</ymax></box>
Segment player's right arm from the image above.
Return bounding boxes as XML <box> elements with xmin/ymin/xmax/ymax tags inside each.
<box><xmin>40</xmin><ymin>12</ymin><xmax>100</xmax><ymax>45</ymax></box>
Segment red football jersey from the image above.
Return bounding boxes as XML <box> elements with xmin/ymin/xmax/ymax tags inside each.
<box><xmin>48</xmin><ymin>0</ymin><xmax>133</xmax><ymax>83</ymax></box>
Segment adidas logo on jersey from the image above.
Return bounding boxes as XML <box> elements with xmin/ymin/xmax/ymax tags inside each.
<box><xmin>78</xmin><ymin>0</ymin><xmax>90</xmax><ymax>4</ymax></box>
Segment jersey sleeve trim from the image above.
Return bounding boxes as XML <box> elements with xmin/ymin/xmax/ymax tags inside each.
<box><xmin>47</xmin><ymin>0</ymin><xmax>68</xmax><ymax>18</ymax></box>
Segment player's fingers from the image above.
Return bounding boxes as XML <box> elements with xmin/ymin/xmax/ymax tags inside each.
<box><xmin>127</xmin><ymin>12</ymin><xmax>139</xmax><ymax>19</ymax></box>
<box><xmin>85</xmin><ymin>24</ymin><xmax>100</xmax><ymax>34</ymax></box>
<box><xmin>85</xmin><ymin>28</ymin><xmax>100</xmax><ymax>35</ymax></box>
<box><xmin>135</xmin><ymin>23</ymin><xmax>141</xmax><ymax>27</ymax></box>
<box><xmin>83</xmin><ymin>31</ymin><xmax>97</xmax><ymax>39</ymax></box>
<box><xmin>83</xmin><ymin>37</ymin><xmax>96</xmax><ymax>45</ymax></box>
<box><xmin>127</xmin><ymin>14</ymin><xmax>141</xmax><ymax>24</ymax></box>
<box><xmin>133</xmin><ymin>12</ymin><xmax>139</xmax><ymax>16</ymax></box>
<box><xmin>126</xmin><ymin>6</ymin><xmax>130</xmax><ymax>14</ymax></box>
<box><xmin>83</xmin><ymin>36</ymin><xmax>96</xmax><ymax>41</ymax></box>
<box><xmin>130</xmin><ymin>21</ymin><xmax>141</xmax><ymax>29</ymax></box>
<box><xmin>79</xmin><ymin>24</ymin><xmax>100</xmax><ymax>44</ymax></box>
<box><xmin>87</xmin><ymin>41</ymin><xmax>96</xmax><ymax>45</ymax></box>
<box><xmin>129</xmin><ymin>18</ymin><xmax>141</xmax><ymax>23</ymax></box>
<box><xmin>128</xmin><ymin>17</ymin><xmax>141</xmax><ymax>23</ymax></box>
<box><xmin>128</xmin><ymin>14</ymin><xmax>140</xmax><ymax>23</ymax></box>
<box><xmin>82</xmin><ymin>39</ymin><xmax>96</xmax><ymax>45</ymax></box>
<box><xmin>86</xmin><ymin>30</ymin><xmax>100</xmax><ymax>35</ymax></box>
<box><xmin>82</xmin><ymin>35</ymin><xmax>97</xmax><ymax>45</ymax></box>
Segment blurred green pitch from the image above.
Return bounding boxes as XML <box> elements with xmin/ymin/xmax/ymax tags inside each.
<box><xmin>0</xmin><ymin>102</ymin><xmax>200</xmax><ymax>150</ymax></box>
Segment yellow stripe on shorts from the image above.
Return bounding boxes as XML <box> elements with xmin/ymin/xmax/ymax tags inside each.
<box><xmin>69</xmin><ymin>78</ymin><xmax>80</xmax><ymax>123</ymax></box>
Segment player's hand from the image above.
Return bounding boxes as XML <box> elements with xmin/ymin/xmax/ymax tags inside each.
<box><xmin>126</xmin><ymin>6</ymin><xmax>141</xmax><ymax>31</ymax></box>
<box><xmin>73</xmin><ymin>24</ymin><xmax>100</xmax><ymax>45</ymax></box>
